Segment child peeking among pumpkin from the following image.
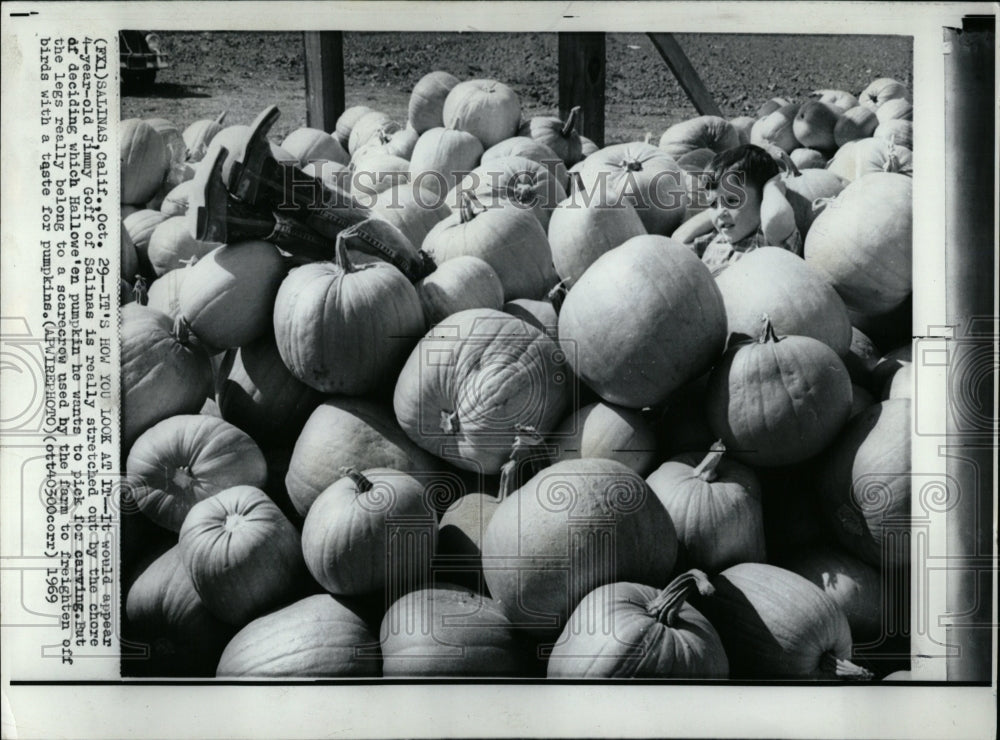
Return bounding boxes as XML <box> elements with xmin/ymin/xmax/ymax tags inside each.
<box><xmin>688</xmin><ymin>144</ymin><xmax>801</xmax><ymax>276</ymax></box>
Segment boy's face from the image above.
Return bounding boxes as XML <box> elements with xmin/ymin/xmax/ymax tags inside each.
<box><xmin>710</xmin><ymin>170</ymin><xmax>762</xmax><ymax>243</ymax></box>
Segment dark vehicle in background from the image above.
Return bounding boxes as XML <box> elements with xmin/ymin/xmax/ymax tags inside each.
<box><xmin>120</xmin><ymin>30</ymin><xmax>169</xmax><ymax>90</ymax></box>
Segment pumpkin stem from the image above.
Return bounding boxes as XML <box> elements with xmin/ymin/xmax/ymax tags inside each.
<box><xmin>172</xmin><ymin>314</ymin><xmax>192</xmax><ymax>344</ymax></box>
<box><xmin>620</xmin><ymin>159</ymin><xmax>643</xmax><ymax>172</ymax></box>
<box><xmin>132</xmin><ymin>275</ymin><xmax>148</xmax><ymax>306</ymax></box>
<box><xmin>547</xmin><ymin>280</ymin><xmax>568</xmax><ymax>313</ymax></box>
<box><xmin>776</xmin><ymin>149</ymin><xmax>801</xmax><ymax>178</ymax></box>
<box><xmin>819</xmin><ymin>652</ymin><xmax>874</xmax><ymax>680</ymax></box>
<box><xmin>692</xmin><ymin>440</ymin><xmax>726</xmax><ymax>482</ymax></box>
<box><xmin>459</xmin><ymin>192</ymin><xmax>487</xmax><ymax>224</ymax></box>
<box><xmin>646</xmin><ymin>569</ymin><xmax>714</xmax><ymax>627</ymax></box>
<box><xmin>215</xmin><ymin>111</ymin><xmax>228</xmax><ymax>126</ymax></box>
<box><xmin>757</xmin><ymin>314</ymin><xmax>780</xmax><ymax>344</ymax></box>
<box><xmin>561</xmin><ymin>106</ymin><xmax>581</xmax><ymax>138</ymax></box>
<box><xmin>333</xmin><ymin>226</ymin><xmax>358</xmax><ymax>273</ymax></box>
<box><xmin>440</xmin><ymin>410</ymin><xmax>459</xmax><ymax>434</ymax></box>
<box><xmin>497</xmin><ymin>425</ymin><xmax>548</xmax><ymax>500</ymax></box>
<box><xmin>339</xmin><ymin>466</ymin><xmax>373</xmax><ymax>493</ymax></box>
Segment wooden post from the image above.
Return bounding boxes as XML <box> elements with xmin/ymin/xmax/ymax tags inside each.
<box><xmin>648</xmin><ymin>33</ymin><xmax>723</xmax><ymax>117</ymax></box>
<box><xmin>558</xmin><ymin>33</ymin><xmax>605</xmax><ymax>147</ymax></box>
<box><xmin>303</xmin><ymin>31</ymin><xmax>345</xmax><ymax>132</ymax></box>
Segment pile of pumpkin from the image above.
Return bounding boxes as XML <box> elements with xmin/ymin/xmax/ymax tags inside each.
<box><xmin>119</xmin><ymin>71</ymin><xmax>914</xmax><ymax>680</ymax></box>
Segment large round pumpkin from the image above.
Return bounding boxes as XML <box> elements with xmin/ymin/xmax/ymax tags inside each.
<box><xmin>416</xmin><ymin>255</ymin><xmax>505</xmax><ymax>326</ymax></box>
<box><xmin>215</xmin><ymin>331</ymin><xmax>322</xmax><ymax>446</ymax></box>
<box><xmin>408</xmin><ymin>70</ymin><xmax>461</xmax><ymax>133</ymax></box>
<box><xmin>125</xmin><ymin>546</ymin><xmax>236</xmax><ymax>676</ymax></box>
<box><xmin>281</xmin><ymin>126</ymin><xmax>349</xmax><ymax>166</ymax></box>
<box><xmin>715</xmin><ymin>247</ymin><xmax>853</xmax><ymax>356</ymax></box>
<box><xmin>481</xmin><ymin>458</ymin><xmax>678</xmax><ymax>635</ymax></box>
<box><xmin>481</xmin><ymin>136</ymin><xmax>569</xmax><ymax>192</ymax></box>
<box><xmin>558</xmin><ymin>235</ymin><xmax>727</xmax><ymax>408</ymax></box>
<box><xmin>572</xmin><ymin>141</ymin><xmax>686</xmax><ymax>237</ymax></box>
<box><xmin>449</xmin><ymin>155</ymin><xmax>566</xmax><ymax>229</ymax></box>
<box><xmin>216</xmin><ymin>594</ymin><xmax>381</xmax><ymax>677</ymax></box>
<box><xmin>178</xmin><ymin>485</ymin><xmax>306</xmax><ymax>626</ymax></box>
<box><xmin>272</xmin><ymin>228</ymin><xmax>425</xmax><ymax>394</ymax></box>
<box><xmin>409</xmin><ymin>126</ymin><xmax>484</xmax><ymax>199</ymax></box>
<box><xmin>779</xmin><ymin>545</ymin><xmax>884</xmax><ymax>643</ymax></box>
<box><xmin>817</xmin><ymin>399</ymin><xmax>911</xmax><ymax>568</ymax></box>
<box><xmin>859</xmin><ymin>78</ymin><xmax>908</xmax><ymax>111</ymax></box>
<box><xmin>442</xmin><ymin>79</ymin><xmax>521</xmax><ymax>148</ymax></box>
<box><xmin>126</xmin><ymin>414</ymin><xmax>268</xmax><ymax>531</ymax></box>
<box><xmin>693</xmin><ymin>562</ymin><xmax>872</xmax><ymax>679</ymax></box>
<box><xmin>178</xmin><ymin>241</ymin><xmax>285</xmax><ymax>351</ymax></box>
<box><xmin>422</xmin><ymin>194</ymin><xmax>558</xmax><ymax>301</ymax></box>
<box><xmin>546</xmin><ymin>571</ymin><xmax>729</xmax><ymax>678</ymax></box>
<box><xmin>285</xmin><ymin>397</ymin><xmax>440</xmax><ymax>517</ymax></box>
<box><xmin>804</xmin><ymin>172</ymin><xmax>912</xmax><ymax>316</ymax></box>
<box><xmin>380</xmin><ymin>584</ymin><xmax>526</xmax><ymax>676</ymax></box>
<box><xmin>550</xmin><ymin>401</ymin><xmax>657</xmax><ymax>475</ymax></box>
<box><xmin>826</xmin><ymin>138</ymin><xmax>913</xmax><ymax>182</ymax></box>
<box><xmin>659</xmin><ymin>115</ymin><xmax>740</xmax><ymax>159</ymax></box>
<box><xmin>705</xmin><ymin>316</ymin><xmax>853</xmax><ymax>466</ymax></box>
<box><xmin>301</xmin><ymin>468</ymin><xmax>438</xmax><ymax>596</ymax></box>
<box><xmin>348</xmin><ymin>111</ymin><xmax>401</xmax><ymax>156</ymax></box>
<box><xmin>122</xmin><ymin>303</ymin><xmax>213</xmax><ymax>449</ymax></box>
<box><xmin>121</xmin><ymin>118</ymin><xmax>169</xmax><ymax>206</ymax></box>
<box><xmin>646</xmin><ymin>442</ymin><xmax>766</xmax><ymax>573</ymax></box>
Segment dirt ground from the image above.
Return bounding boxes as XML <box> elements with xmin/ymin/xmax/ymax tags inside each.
<box><xmin>121</xmin><ymin>31</ymin><xmax>913</xmax><ymax>144</ymax></box>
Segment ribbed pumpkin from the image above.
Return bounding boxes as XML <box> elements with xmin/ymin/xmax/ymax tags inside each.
<box><xmin>443</xmin><ymin>79</ymin><xmax>521</xmax><ymax>148</ymax></box>
<box><xmin>659</xmin><ymin>115</ymin><xmax>740</xmax><ymax>159</ymax></box>
<box><xmin>416</xmin><ymin>255</ymin><xmax>504</xmax><ymax>326</ymax></box>
<box><xmin>145</xmin><ymin>263</ymin><xmax>191</xmax><ymax>320</ymax></box>
<box><xmin>380</xmin><ymin>584</ymin><xmax>526</xmax><ymax>676</ymax></box>
<box><xmin>272</xmin><ymin>228</ymin><xmax>425</xmax><ymax>395</ymax></box>
<box><xmin>146</xmin><ymin>215</ymin><xmax>222</xmax><ymax>277</ymax></box>
<box><xmin>502</xmin><ymin>298</ymin><xmax>558</xmax><ymax>341</ymax></box>
<box><xmin>693</xmin><ymin>562</ymin><xmax>872</xmax><ymax>679</ymax></box>
<box><xmin>779</xmin><ymin>545</ymin><xmax>884</xmax><ymax>643</ymax></box>
<box><xmin>126</xmin><ymin>414</ymin><xmax>268</xmax><ymax>531</ymax></box>
<box><xmin>481</xmin><ymin>136</ymin><xmax>569</xmax><ymax>192</ymax></box>
<box><xmin>423</xmin><ymin>194</ymin><xmax>557</xmax><ymax>301</ymax></box>
<box><xmin>834</xmin><ymin>106</ymin><xmax>879</xmax><ymax>147</ymax></box>
<box><xmin>178</xmin><ymin>241</ymin><xmax>285</xmax><ymax>351</ymax></box>
<box><xmin>817</xmin><ymin>399</ymin><xmax>911</xmax><ymax>568</ymax></box>
<box><xmin>125</xmin><ymin>546</ymin><xmax>236</xmax><ymax>676</ymax></box>
<box><xmin>408</xmin><ymin>70</ymin><xmax>461</xmax><ymax>133</ymax></box>
<box><xmin>551</xmin><ymin>401</ymin><xmax>657</xmax><ymax>475</ymax></box>
<box><xmin>281</xmin><ymin>126</ymin><xmax>349</xmax><ymax>166</ymax></box>
<box><xmin>449</xmin><ymin>155</ymin><xmax>566</xmax><ymax>229</ymax></box>
<box><xmin>572</xmin><ymin>141</ymin><xmax>686</xmax><ymax>236</ymax></box>
<box><xmin>393</xmin><ymin>308</ymin><xmax>570</xmax><ymax>474</ymax></box>
<box><xmin>178</xmin><ymin>486</ymin><xmax>306</xmax><ymax>626</ymax></box>
<box><xmin>215</xmin><ymin>331</ymin><xmax>322</xmax><ymax>446</ymax></box>
<box><xmin>408</xmin><ymin>126</ymin><xmax>484</xmax><ymax>199</ymax></box>
<box><xmin>647</xmin><ymin>442</ymin><xmax>766</xmax><ymax>573</ymax></box>
<box><xmin>348</xmin><ymin>111</ymin><xmax>401</xmax><ymax>156</ymax></box>
<box><xmin>705</xmin><ymin>316</ymin><xmax>852</xmax><ymax>466</ymax></box>
<box><xmin>860</xmin><ymin>78</ymin><xmax>908</xmax><ymax>111</ymax></box>
<box><xmin>547</xmin><ymin>191</ymin><xmax>647</xmax><ymax>288</ymax></box>
<box><xmin>873</xmin><ymin>119</ymin><xmax>913</xmax><ymax>151</ymax></box>
<box><xmin>369</xmin><ymin>181</ymin><xmax>452</xmax><ymax>251</ymax></box>
<box><xmin>826</xmin><ymin>138</ymin><xmax>913</xmax><ymax>182</ymax></box>
<box><xmin>121</xmin><ymin>303</ymin><xmax>212</xmax><ymax>449</ymax></box>
<box><xmin>715</xmin><ymin>247</ymin><xmax>852</xmax><ymax>356</ymax></box>
<box><xmin>216</xmin><ymin>594</ymin><xmax>381</xmax><ymax>677</ymax></box>
<box><xmin>285</xmin><ymin>397</ymin><xmax>440</xmax><ymax>517</ymax></box>
<box><xmin>182</xmin><ymin>111</ymin><xmax>227</xmax><ymax>162</ymax></box>
<box><xmin>546</xmin><ymin>571</ymin><xmax>729</xmax><ymax>678</ymax></box>
<box><xmin>121</xmin><ymin>118</ymin><xmax>169</xmax><ymax>205</ymax></box>
<box><xmin>519</xmin><ymin>106</ymin><xmax>584</xmax><ymax>167</ymax></box>
<box><xmin>558</xmin><ymin>235</ymin><xmax>727</xmax><ymax>409</ymax></box>
<box><xmin>481</xmin><ymin>458</ymin><xmax>678</xmax><ymax>635</ymax></box>
<box><xmin>805</xmin><ymin>172</ymin><xmax>912</xmax><ymax>316</ymax></box>
<box><xmin>301</xmin><ymin>468</ymin><xmax>438</xmax><ymax>596</ymax></box>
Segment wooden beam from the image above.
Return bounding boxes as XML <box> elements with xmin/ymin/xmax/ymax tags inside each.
<box><xmin>303</xmin><ymin>31</ymin><xmax>345</xmax><ymax>132</ymax></box>
<box><xmin>558</xmin><ymin>33</ymin><xmax>605</xmax><ymax>147</ymax></box>
<box><xmin>647</xmin><ymin>33</ymin><xmax>723</xmax><ymax>117</ymax></box>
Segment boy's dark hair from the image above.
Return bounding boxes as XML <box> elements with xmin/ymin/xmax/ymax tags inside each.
<box><xmin>704</xmin><ymin>144</ymin><xmax>780</xmax><ymax>194</ymax></box>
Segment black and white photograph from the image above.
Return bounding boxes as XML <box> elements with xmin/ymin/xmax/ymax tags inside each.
<box><xmin>0</xmin><ymin>2</ymin><xmax>995</xmax><ymax>738</ymax></box>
